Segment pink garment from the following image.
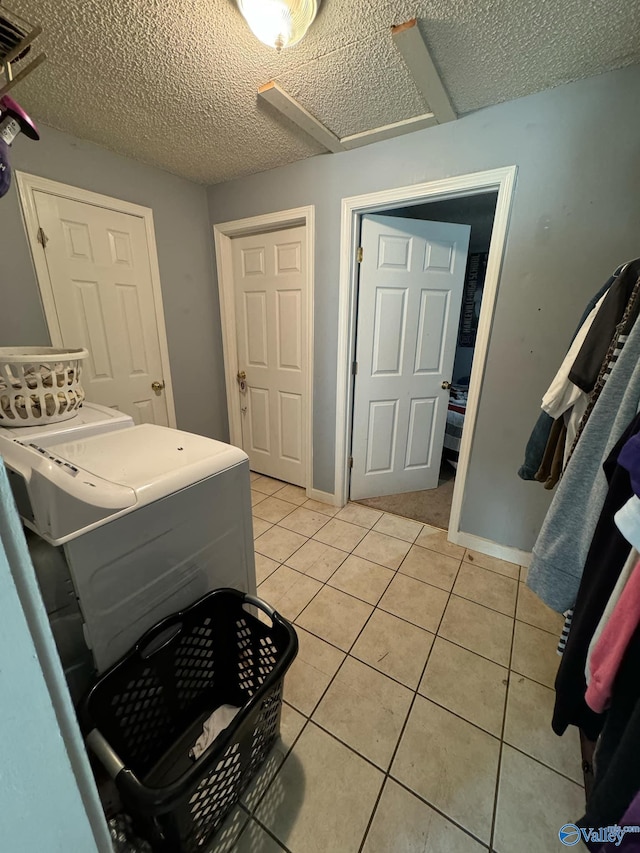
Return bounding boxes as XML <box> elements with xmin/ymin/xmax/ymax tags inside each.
<box><xmin>586</xmin><ymin>556</ymin><xmax>640</xmax><ymax>713</ymax></box>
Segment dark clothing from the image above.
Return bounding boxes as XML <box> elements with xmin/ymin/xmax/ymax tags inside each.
<box><xmin>518</xmin><ymin>277</ymin><xmax>614</xmax><ymax>481</ymax></box>
<box><xmin>0</xmin><ymin>138</ymin><xmax>11</xmax><ymax>198</ymax></box>
<box><xmin>592</xmin><ymin>790</ymin><xmax>640</xmax><ymax>851</ymax></box>
<box><xmin>518</xmin><ymin>411</ymin><xmax>554</xmax><ymax>481</ymax></box>
<box><xmin>570</xmin><ymin>261</ymin><xmax>640</xmax><ymax>394</ymax></box>
<box><xmin>566</xmin><ymin>273</ymin><xmax>640</xmax><ymax>462</ymax></box>
<box><xmin>552</xmin><ymin>413</ymin><xmax>640</xmax><ymax>739</ymax></box>
<box><xmin>578</xmin><ymin>622</ymin><xmax>640</xmax><ymax>834</ymax></box>
<box><xmin>618</xmin><ymin>434</ymin><xmax>640</xmax><ymax>499</ymax></box>
<box><xmin>534</xmin><ymin>417</ymin><xmax>566</xmax><ymax>490</ymax></box>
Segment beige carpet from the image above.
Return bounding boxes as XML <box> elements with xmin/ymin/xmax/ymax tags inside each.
<box><xmin>356</xmin><ymin>465</ymin><xmax>455</xmax><ymax>529</ymax></box>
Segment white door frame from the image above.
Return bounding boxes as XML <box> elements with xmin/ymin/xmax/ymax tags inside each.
<box><xmin>213</xmin><ymin>206</ymin><xmax>315</xmax><ymax>493</ymax></box>
<box><xmin>15</xmin><ymin>171</ymin><xmax>177</xmax><ymax>428</ymax></box>
<box><xmin>336</xmin><ymin>167</ymin><xmax>518</xmax><ymax>551</ymax></box>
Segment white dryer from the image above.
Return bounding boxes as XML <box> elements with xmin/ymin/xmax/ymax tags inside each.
<box><xmin>1</xmin><ymin>408</ymin><xmax>255</xmax><ymax>702</ymax></box>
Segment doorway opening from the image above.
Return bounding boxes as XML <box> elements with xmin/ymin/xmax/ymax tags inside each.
<box><xmin>353</xmin><ymin>192</ymin><xmax>498</xmax><ymax>530</ymax></box>
<box><xmin>335</xmin><ymin>167</ymin><xmax>517</xmax><ymax>550</ymax></box>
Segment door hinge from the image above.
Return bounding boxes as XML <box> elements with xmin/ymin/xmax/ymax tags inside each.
<box><xmin>356</xmin><ymin>246</ymin><xmax>363</xmax><ymax>263</ymax></box>
<box><xmin>348</xmin><ymin>456</ymin><xmax>353</xmax><ymax>468</ymax></box>
<box><xmin>37</xmin><ymin>227</ymin><xmax>48</xmax><ymax>249</ymax></box>
<box><xmin>352</xmin><ymin>360</ymin><xmax>358</xmax><ymax>375</ymax></box>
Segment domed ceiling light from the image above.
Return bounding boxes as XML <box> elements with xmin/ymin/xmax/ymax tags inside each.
<box><xmin>237</xmin><ymin>0</ymin><xmax>320</xmax><ymax>51</ymax></box>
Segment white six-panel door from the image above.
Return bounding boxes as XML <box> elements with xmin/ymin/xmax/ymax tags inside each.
<box><xmin>350</xmin><ymin>214</ymin><xmax>470</xmax><ymax>500</ymax></box>
<box><xmin>232</xmin><ymin>226</ymin><xmax>307</xmax><ymax>486</ymax></box>
<box><xmin>32</xmin><ymin>190</ymin><xmax>171</xmax><ymax>426</ymax></box>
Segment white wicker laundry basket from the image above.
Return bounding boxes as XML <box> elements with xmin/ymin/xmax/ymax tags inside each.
<box><xmin>0</xmin><ymin>347</ymin><xmax>89</xmax><ymax>426</ymax></box>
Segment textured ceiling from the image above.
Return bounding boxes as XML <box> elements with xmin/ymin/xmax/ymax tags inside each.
<box><xmin>7</xmin><ymin>0</ymin><xmax>640</xmax><ymax>184</ymax></box>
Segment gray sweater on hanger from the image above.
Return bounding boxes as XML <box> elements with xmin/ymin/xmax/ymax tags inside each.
<box><xmin>527</xmin><ymin>314</ymin><xmax>640</xmax><ymax>613</ymax></box>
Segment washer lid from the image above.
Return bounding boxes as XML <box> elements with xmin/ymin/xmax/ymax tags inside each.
<box><xmin>47</xmin><ymin>424</ymin><xmax>248</xmax><ymax>504</ymax></box>
<box><xmin>0</xmin><ymin>402</ymin><xmax>134</xmax><ymax>445</ymax></box>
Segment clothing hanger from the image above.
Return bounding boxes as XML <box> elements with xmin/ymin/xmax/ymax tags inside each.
<box><xmin>614</xmin><ymin>258</ymin><xmax>640</xmax><ymax>277</ymax></box>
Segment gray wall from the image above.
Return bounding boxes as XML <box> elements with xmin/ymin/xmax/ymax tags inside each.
<box><xmin>0</xmin><ymin>467</ymin><xmax>105</xmax><ymax>851</ymax></box>
<box><xmin>208</xmin><ymin>65</ymin><xmax>640</xmax><ymax>551</ymax></box>
<box><xmin>0</xmin><ymin>125</ymin><xmax>228</xmax><ymax>441</ymax></box>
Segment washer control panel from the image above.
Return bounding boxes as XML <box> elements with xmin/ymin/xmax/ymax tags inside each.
<box><xmin>14</xmin><ymin>441</ymin><xmax>80</xmax><ymax>475</ymax></box>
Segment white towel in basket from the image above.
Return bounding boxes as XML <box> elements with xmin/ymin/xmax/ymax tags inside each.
<box><xmin>189</xmin><ymin>704</ymin><xmax>240</xmax><ymax>761</ymax></box>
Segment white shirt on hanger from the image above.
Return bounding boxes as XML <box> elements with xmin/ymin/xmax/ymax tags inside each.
<box><xmin>541</xmin><ymin>292</ymin><xmax>607</xmax><ymax>420</ymax></box>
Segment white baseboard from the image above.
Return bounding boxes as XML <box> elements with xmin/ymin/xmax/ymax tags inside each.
<box><xmin>449</xmin><ymin>530</ymin><xmax>532</xmax><ymax>568</ymax></box>
<box><xmin>307</xmin><ymin>487</ymin><xmax>344</xmax><ymax>507</ymax></box>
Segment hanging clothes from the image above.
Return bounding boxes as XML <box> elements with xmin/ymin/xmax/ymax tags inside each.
<box><xmin>583</xmin><ymin>433</ymin><xmax>640</xmax><ymax>712</ymax></box>
<box><xmin>519</xmin><ymin>261</ymin><xmax>640</xmax><ymax>484</ymax></box>
<box><xmin>539</xmin><ymin>292</ymin><xmax>608</xmax><ymax>473</ymax></box>
<box><xmin>590</xmin><ymin>789</ymin><xmax>640</xmax><ymax>852</ymax></box>
<box><xmin>534</xmin><ymin>418</ymin><xmax>566</xmax><ymax>490</ymax></box>
<box><xmin>618</xmin><ymin>433</ymin><xmax>640</xmax><ymax>496</ymax></box>
<box><xmin>553</xmin><ymin>277</ymin><xmax>640</xmax><ymax>653</ymax></box>
<box><xmin>558</xmin><ymin>612</ymin><xmax>574</xmax><ymax>656</ymax></box>
<box><xmin>541</xmin><ymin>293</ymin><xmax>607</xmax><ymax>422</ymax></box>
<box><xmin>578</xmin><ymin>621</ymin><xmax>640</xmax><ymax>834</ymax></box>
<box><xmin>570</xmin><ymin>261</ymin><xmax>640</xmax><ymax>394</ymax></box>
<box><xmin>520</xmin><ymin>259</ymin><xmax>640</xmax><ymax>840</ymax></box>
<box><xmin>550</xmin><ymin>412</ymin><xmax>640</xmax><ymax>738</ymax></box>
<box><xmin>527</xmin><ymin>301</ymin><xmax>640</xmax><ymax>614</ymax></box>
<box><xmin>563</xmin><ymin>263</ymin><xmax>640</xmax><ymax>490</ymax></box>
<box><xmin>557</xmin><ymin>609</ymin><xmax>573</xmax><ymax>655</ymax></box>
<box><xmin>517</xmin><ymin>274</ymin><xmax>616</xmax><ymax>481</ymax></box>
<box><xmin>616</xmin><ymin>497</ymin><xmax>640</xmax><ymax>550</ymax></box>
<box><xmin>585</xmin><ymin>549</ymin><xmax>639</xmax><ymax>690</ymax></box>
<box><xmin>585</xmin><ymin>553</ymin><xmax>640</xmax><ymax>714</ymax></box>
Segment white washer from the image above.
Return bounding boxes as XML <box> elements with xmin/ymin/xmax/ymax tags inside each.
<box><xmin>1</xmin><ymin>416</ymin><xmax>255</xmax><ymax>702</ymax></box>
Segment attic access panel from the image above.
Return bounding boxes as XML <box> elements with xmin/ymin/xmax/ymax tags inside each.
<box><xmin>0</xmin><ymin>4</ymin><xmax>45</xmax><ymax>96</ymax></box>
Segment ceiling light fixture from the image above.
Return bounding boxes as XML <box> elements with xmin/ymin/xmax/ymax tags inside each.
<box><xmin>237</xmin><ymin>0</ymin><xmax>319</xmax><ymax>51</ymax></box>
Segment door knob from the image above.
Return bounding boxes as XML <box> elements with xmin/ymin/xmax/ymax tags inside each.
<box><xmin>151</xmin><ymin>380</ymin><xmax>165</xmax><ymax>395</ymax></box>
<box><xmin>441</xmin><ymin>381</ymin><xmax>451</xmax><ymax>390</ymax></box>
<box><xmin>237</xmin><ymin>370</ymin><xmax>247</xmax><ymax>383</ymax></box>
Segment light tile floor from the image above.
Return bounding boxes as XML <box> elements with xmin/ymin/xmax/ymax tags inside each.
<box><xmin>216</xmin><ymin>475</ymin><xmax>585</xmax><ymax>853</ymax></box>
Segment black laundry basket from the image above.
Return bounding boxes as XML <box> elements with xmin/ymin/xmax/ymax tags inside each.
<box><xmin>82</xmin><ymin>588</ymin><xmax>298</xmax><ymax>853</ymax></box>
